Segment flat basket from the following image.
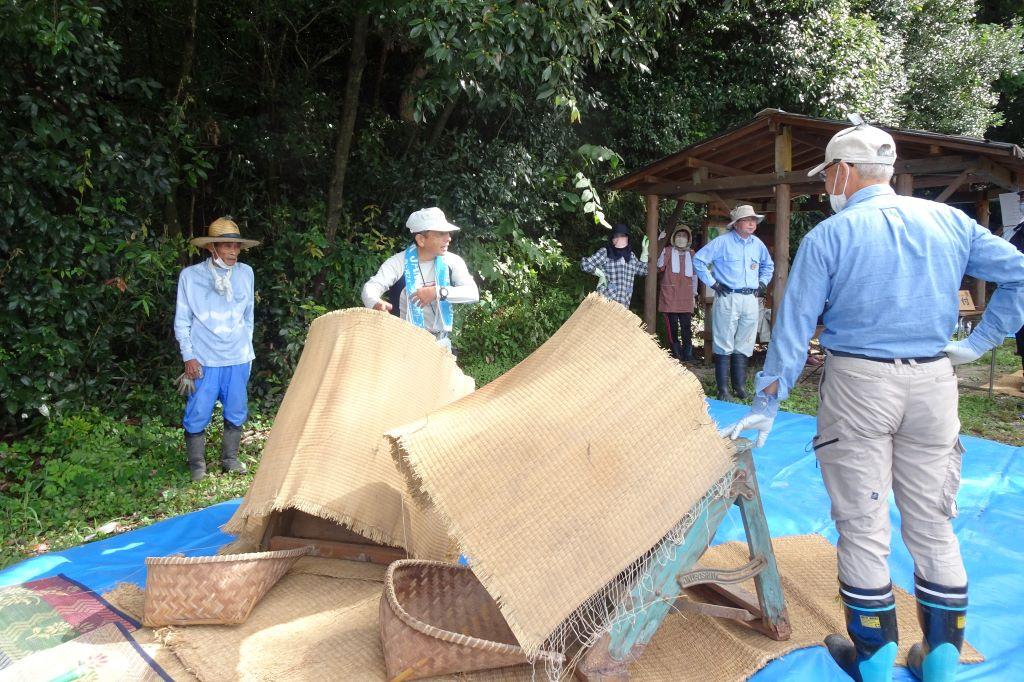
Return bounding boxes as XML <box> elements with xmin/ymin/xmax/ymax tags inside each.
<box><xmin>380</xmin><ymin>559</ymin><xmax>565</xmax><ymax>681</ymax></box>
<box><xmin>143</xmin><ymin>546</ymin><xmax>310</xmax><ymax>627</ymax></box>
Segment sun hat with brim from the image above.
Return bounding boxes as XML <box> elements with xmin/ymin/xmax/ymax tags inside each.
<box><xmin>190</xmin><ymin>218</ymin><xmax>261</xmax><ymax>249</ymax></box>
<box><xmin>407</xmin><ymin>207</ymin><xmax>461</xmax><ymax>233</ymax></box>
<box><xmin>727</xmin><ymin>205</ymin><xmax>765</xmax><ymax>228</ymax></box>
<box><xmin>807</xmin><ymin>124</ymin><xmax>897</xmax><ymax>177</ymax></box>
<box><xmin>669</xmin><ymin>225</ymin><xmax>692</xmax><ymax>242</ymax></box>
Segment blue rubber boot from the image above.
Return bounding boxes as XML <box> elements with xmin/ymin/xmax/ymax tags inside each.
<box><xmin>906</xmin><ymin>576</ymin><xmax>967</xmax><ymax>682</ymax></box>
<box><xmin>824</xmin><ymin>581</ymin><xmax>899</xmax><ymax>681</ymax></box>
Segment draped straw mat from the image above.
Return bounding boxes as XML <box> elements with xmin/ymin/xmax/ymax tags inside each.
<box><xmin>385</xmin><ymin>293</ymin><xmax>734</xmax><ymax>657</ymax></box>
<box><xmin>222</xmin><ymin>308</ymin><xmax>474</xmax><ymax>559</ymax></box>
<box><xmin>106</xmin><ymin>536</ymin><xmax>980</xmax><ymax>681</ymax></box>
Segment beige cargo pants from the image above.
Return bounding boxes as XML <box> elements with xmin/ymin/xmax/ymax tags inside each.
<box><xmin>814</xmin><ymin>353</ymin><xmax>967</xmax><ymax>589</ymax></box>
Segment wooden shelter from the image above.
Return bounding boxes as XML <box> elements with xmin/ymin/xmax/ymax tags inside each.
<box><xmin>608</xmin><ymin>109</ymin><xmax>1024</xmax><ymax>354</ymax></box>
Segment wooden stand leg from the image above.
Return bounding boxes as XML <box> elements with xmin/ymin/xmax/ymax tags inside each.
<box><xmin>734</xmin><ymin>449</ymin><xmax>792</xmax><ymax>640</ymax></box>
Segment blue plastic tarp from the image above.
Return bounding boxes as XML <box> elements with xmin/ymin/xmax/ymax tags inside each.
<box><xmin>3</xmin><ymin>399</ymin><xmax>1022</xmax><ymax>680</ymax></box>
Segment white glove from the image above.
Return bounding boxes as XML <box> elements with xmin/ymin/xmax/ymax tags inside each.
<box><xmin>594</xmin><ymin>267</ymin><xmax>607</xmax><ymax>289</ymax></box>
<box><xmin>640</xmin><ymin>236</ymin><xmax>650</xmax><ymax>261</ymax></box>
<box><xmin>718</xmin><ymin>395</ymin><xmax>778</xmax><ymax>448</ymax></box>
<box><xmin>943</xmin><ymin>339</ymin><xmax>983</xmax><ymax>366</ymax></box>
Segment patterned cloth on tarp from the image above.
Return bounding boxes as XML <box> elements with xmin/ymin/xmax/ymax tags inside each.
<box><xmin>0</xmin><ymin>622</ymin><xmax>171</xmax><ymax>681</ymax></box>
<box><xmin>222</xmin><ymin>307</ymin><xmax>474</xmax><ymax>559</ymax></box>
<box><xmin>386</xmin><ymin>293</ymin><xmax>734</xmax><ymax>659</ymax></box>
<box><xmin>0</xmin><ymin>574</ymin><xmax>139</xmax><ymax>670</ymax></box>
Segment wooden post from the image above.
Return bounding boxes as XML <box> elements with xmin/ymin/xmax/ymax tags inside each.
<box><xmin>895</xmin><ymin>174</ymin><xmax>914</xmax><ymax>196</ymax></box>
<box><xmin>974</xmin><ymin>191</ymin><xmax>990</xmax><ymax>307</ymax></box>
<box><xmin>772</xmin><ymin>127</ymin><xmax>793</xmax><ymax>325</ymax></box>
<box><xmin>644</xmin><ymin>194</ymin><xmax>660</xmax><ymax>330</ymax></box>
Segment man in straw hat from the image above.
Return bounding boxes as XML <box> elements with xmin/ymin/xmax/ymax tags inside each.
<box><xmin>174</xmin><ymin>217</ymin><xmax>260</xmax><ymax>482</ymax></box>
<box><xmin>361</xmin><ymin>207</ymin><xmax>479</xmax><ymax>350</ymax></box>
<box><xmin>693</xmin><ymin>204</ymin><xmax>775</xmax><ymax>400</ymax></box>
<box><xmin>721</xmin><ymin>120</ymin><xmax>1024</xmax><ymax>682</ymax></box>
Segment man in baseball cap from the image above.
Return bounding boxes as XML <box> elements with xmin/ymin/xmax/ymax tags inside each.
<box><xmin>361</xmin><ymin>207</ymin><xmax>479</xmax><ymax>351</ymax></box>
<box><xmin>720</xmin><ymin>120</ymin><xmax>1024</xmax><ymax>681</ymax></box>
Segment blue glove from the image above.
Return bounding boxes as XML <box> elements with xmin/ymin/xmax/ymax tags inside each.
<box><xmin>718</xmin><ymin>394</ymin><xmax>779</xmax><ymax>448</ymax></box>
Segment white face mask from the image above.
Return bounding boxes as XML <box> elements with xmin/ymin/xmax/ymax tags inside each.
<box><xmin>673</xmin><ymin>235</ymin><xmax>689</xmax><ymax>249</ymax></box>
<box><xmin>829</xmin><ymin>164</ymin><xmax>850</xmax><ymax>213</ymax></box>
<box><xmin>213</xmin><ymin>255</ymin><xmax>232</xmax><ymax>270</ymax></box>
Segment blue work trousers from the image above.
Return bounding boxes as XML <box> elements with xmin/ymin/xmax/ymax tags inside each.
<box><xmin>183</xmin><ymin>362</ymin><xmax>251</xmax><ymax>433</ymax></box>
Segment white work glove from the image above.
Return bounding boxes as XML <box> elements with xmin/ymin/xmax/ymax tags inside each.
<box><xmin>943</xmin><ymin>339</ymin><xmax>984</xmax><ymax>366</ymax></box>
<box><xmin>174</xmin><ymin>372</ymin><xmax>198</xmax><ymax>397</ymax></box>
<box><xmin>594</xmin><ymin>267</ymin><xmax>607</xmax><ymax>289</ymax></box>
<box><xmin>719</xmin><ymin>394</ymin><xmax>779</xmax><ymax>449</ymax></box>
<box><xmin>640</xmin><ymin>236</ymin><xmax>650</xmax><ymax>261</ymax></box>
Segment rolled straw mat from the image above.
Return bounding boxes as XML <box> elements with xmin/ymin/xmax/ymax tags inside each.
<box><xmin>222</xmin><ymin>307</ymin><xmax>474</xmax><ymax>559</ymax></box>
<box><xmin>138</xmin><ymin>535</ymin><xmax>980</xmax><ymax>681</ymax></box>
<box><xmin>385</xmin><ymin>293</ymin><xmax>734</xmax><ymax>656</ymax></box>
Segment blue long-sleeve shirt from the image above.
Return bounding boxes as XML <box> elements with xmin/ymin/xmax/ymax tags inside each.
<box><xmin>757</xmin><ymin>184</ymin><xmax>1024</xmax><ymax>400</ymax></box>
<box><xmin>693</xmin><ymin>230</ymin><xmax>774</xmax><ymax>290</ymax></box>
<box><xmin>174</xmin><ymin>259</ymin><xmax>256</xmax><ymax>367</ymax></box>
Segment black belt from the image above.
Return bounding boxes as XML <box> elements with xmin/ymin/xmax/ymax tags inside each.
<box><xmin>722</xmin><ymin>287</ymin><xmax>756</xmax><ymax>295</ymax></box>
<box><xmin>827</xmin><ymin>349</ymin><xmax>946</xmax><ymax>364</ymax></box>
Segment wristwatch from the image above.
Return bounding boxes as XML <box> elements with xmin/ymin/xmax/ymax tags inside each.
<box><xmin>438</xmin><ymin>286</ymin><xmax>449</xmax><ymax>301</ymax></box>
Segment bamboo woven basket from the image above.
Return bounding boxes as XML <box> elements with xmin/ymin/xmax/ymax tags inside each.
<box><xmin>143</xmin><ymin>546</ymin><xmax>310</xmax><ymax>627</ymax></box>
<box><xmin>380</xmin><ymin>559</ymin><xmax>565</xmax><ymax>680</ymax></box>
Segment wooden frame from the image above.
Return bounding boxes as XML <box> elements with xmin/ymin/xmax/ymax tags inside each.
<box><xmin>575</xmin><ymin>443</ymin><xmax>791</xmax><ymax>680</ymax></box>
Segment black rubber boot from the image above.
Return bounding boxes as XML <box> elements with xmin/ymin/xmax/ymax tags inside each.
<box><xmin>714</xmin><ymin>354</ymin><xmax>732</xmax><ymax>400</ymax></box>
<box><xmin>185</xmin><ymin>431</ymin><xmax>207</xmax><ymax>482</ymax></box>
<box><xmin>679</xmin><ymin>332</ymin><xmax>694</xmax><ymax>362</ymax></box>
<box><xmin>824</xmin><ymin>582</ymin><xmax>899</xmax><ymax>682</ymax></box>
<box><xmin>221</xmin><ymin>421</ymin><xmax>247</xmax><ymax>474</ymax></box>
<box><xmin>730</xmin><ymin>353</ymin><xmax>749</xmax><ymax>400</ymax></box>
<box><xmin>669</xmin><ymin>340</ymin><xmax>683</xmax><ymax>361</ymax></box>
<box><xmin>906</xmin><ymin>577</ymin><xmax>966</xmax><ymax>682</ymax></box>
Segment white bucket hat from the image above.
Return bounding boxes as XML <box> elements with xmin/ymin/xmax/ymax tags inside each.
<box><xmin>727</xmin><ymin>205</ymin><xmax>765</xmax><ymax>228</ymax></box>
<box><xmin>407</xmin><ymin>207</ymin><xmax>461</xmax><ymax>233</ymax></box>
<box><xmin>807</xmin><ymin>123</ymin><xmax>897</xmax><ymax>177</ymax></box>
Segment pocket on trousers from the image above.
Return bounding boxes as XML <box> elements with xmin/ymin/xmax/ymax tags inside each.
<box><xmin>940</xmin><ymin>439</ymin><xmax>965</xmax><ymax>518</ymax></box>
<box><xmin>811</xmin><ymin>417</ymin><xmax>849</xmax><ymax>462</ymax></box>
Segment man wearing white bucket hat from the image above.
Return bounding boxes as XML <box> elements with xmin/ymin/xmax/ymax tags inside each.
<box><xmin>361</xmin><ymin>207</ymin><xmax>479</xmax><ymax>350</ymax></box>
<box><xmin>693</xmin><ymin>204</ymin><xmax>775</xmax><ymax>400</ymax></box>
<box><xmin>720</xmin><ymin>120</ymin><xmax>1024</xmax><ymax>682</ymax></box>
<box><xmin>174</xmin><ymin>217</ymin><xmax>260</xmax><ymax>482</ymax></box>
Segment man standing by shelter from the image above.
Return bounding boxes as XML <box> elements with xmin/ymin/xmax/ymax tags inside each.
<box><xmin>362</xmin><ymin>207</ymin><xmax>479</xmax><ymax>350</ymax></box>
<box><xmin>693</xmin><ymin>205</ymin><xmax>774</xmax><ymax>400</ymax></box>
<box><xmin>174</xmin><ymin>217</ymin><xmax>259</xmax><ymax>482</ymax></box>
<box><xmin>721</xmin><ymin>123</ymin><xmax>1024</xmax><ymax>682</ymax></box>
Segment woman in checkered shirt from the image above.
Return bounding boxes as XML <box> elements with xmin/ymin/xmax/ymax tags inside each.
<box><xmin>581</xmin><ymin>223</ymin><xmax>649</xmax><ymax>307</ymax></box>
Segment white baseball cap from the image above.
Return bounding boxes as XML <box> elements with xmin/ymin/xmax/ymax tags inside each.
<box><xmin>406</xmin><ymin>207</ymin><xmax>461</xmax><ymax>233</ymax></box>
<box><xmin>727</xmin><ymin>204</ymin><xmax>765</xmax><ymax>228</ymax></box>
<box><xmin>807</xmin><ymin>124</ymin><xmax>897</xmax><ymax>177</ymax></box>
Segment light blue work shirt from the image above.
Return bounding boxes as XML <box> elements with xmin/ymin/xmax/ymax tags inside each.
<box><xmin>693</xmin><ymin>230</ymin><xmax>775</xmax><ymax>290</ymax></box>
<box><xmin>757</xmin><ymin>184</ymin><xmax>1024</xmax><ymax>400</ymax></box>
<box><xmin>174</xmin><ymin>259</ymin><xmax>256</xmax><ymax>367</ymax></box>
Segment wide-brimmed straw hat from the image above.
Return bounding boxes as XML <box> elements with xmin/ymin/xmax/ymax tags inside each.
<box><xmin>190</xmin><ymin>218</ymin><xmax>261</xmax><ymax>249</ymax></box>
<box><xmin>727</xmin><ymin>205</ymin><xmax>765</xmax><ymax>228</ymax></box>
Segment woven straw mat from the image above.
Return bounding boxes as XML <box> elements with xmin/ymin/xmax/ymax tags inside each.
<box><xmin>141</xmin><ymin>536</ymin><xmax>981</xmax><ymax>681</ymax></box>
<box><xmin>222</xmin><ymin>308</ymin><xmax>474</xmax><ymax>559</ymax></box>
<box><xmin>385</xmin><ymin>294</ymin><xmax>733</xmax><ymax>657</ymax></box>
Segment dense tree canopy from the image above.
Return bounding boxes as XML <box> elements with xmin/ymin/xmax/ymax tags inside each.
<box><xmin>1</xmin><ymin>0</ymin><xmax>1021</xmax><ymax>435</ymax></box>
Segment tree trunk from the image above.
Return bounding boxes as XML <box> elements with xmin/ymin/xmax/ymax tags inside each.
<box><xmin>325</xmin><ymin>11</ymin><xmax>369</xmax><ymax>242</ymax></box>
<box><xmin>426</xmin><ymin>93</ymin><xmax>460</xmax><ymax>149</ymax></box>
